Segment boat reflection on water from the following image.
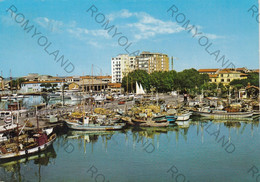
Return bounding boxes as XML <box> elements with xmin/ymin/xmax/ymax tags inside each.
<box><xmin>63</xmin><ymin>130</ymin><xmax>120</xmax><ymax>153</ymax></box>
<box><xmin>62</xmin><ymin>117</ymin><xmax>260</xmax><ymax>153</ymax></box>
<box><xmin>190</xmin><ymin>117</ymin><xmax>260</xmax><ymax>143</ymax></box>
<box><xmin>123</xmin><ymin>125</ymin><xmax>191</xmax><ymax>150</ymax></box>
<box><xmin>0</xmin><ymin>145</ymin><xmax>57</xmax><ymax>182</ymax></box>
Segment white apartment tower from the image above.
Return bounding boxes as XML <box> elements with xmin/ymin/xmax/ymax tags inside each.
<box><xmin>111</xmin><ymin>54</ymin><xmax>136</xmax><ymax>83</ymax></box>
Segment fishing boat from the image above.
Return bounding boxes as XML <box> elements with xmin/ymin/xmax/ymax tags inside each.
<box><xmin>138</xmin><ymin>121</ymin><xmax>169</xmax><ymax>127</ymax></box>
<box><xmin>193</xmin><ymin>110</ymin><xmax>253</xmax><ymax>119</ymax></box>
<box><xmin>131</xmin><ymin>116</ymin><xmax>169</xmax><ymax>127</ymax></box>
<box><xmin>0</xmin><ymin>131</ymin><xmax>56</xmax><ymax>159</ymax></box>
<box><xmin>0</xmin><ymin>118</ymin><xmax>21</xmax><ymax>134</ymax></box>
<box><xmin>176</xmin><ymin>112</ymin><xmax>191</xmax><ymax>121</ymax></box>
<box><xmin>65</xmin><ymin>114</ymin><xmax>126</xmax><ymax>131</ymax></box>
<box><xmin>0</xmin><ymin>123</ymin><xmax>21</xmax><ymax>133</ymax></box>
<box><xmin>0</xmin><ymin>111</ymin><xmax>12</xmax><ymax>120</ymax></box>
<box><xmin>0</xmin><ymin>145</ymin><xmax>56</xmax><ymax>167</ymax></box>
<box><xmin>65</xmin><ymin>120</ymin><xmax>126</xmax><ymax>131</ymax></box>
<box><xmin>165</xmin><ymin>115</ymin><xmax>178</xmax><ymax>123</ymax></box>
<box><xmin>131</xmin><ymin>118</ymin><xmax>147</xmax><ymax>123</ymax></box>
<box><xmin>152</xmin><ymin>115</ymin><xmax>168</xmax><ymax>123</ymax></box>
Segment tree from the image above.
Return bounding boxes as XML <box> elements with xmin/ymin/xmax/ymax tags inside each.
<box><xmin>122</xmin><ymin>70</ymin><xmax>150</xmax><ymax>93</ymax></box>
<box><xmin>122</xmin><ymin>69</ymin><xmax>209</xmax><ymax>93</ymax></box>
<box><xmin>9</xmin><ymin>78</ymin><xmax>27</xmax><ymax>90</ymax></box>
<box><xmin>230</xmin><ymin>72</ymin><xmax>259</xmax><ymax>88</ymax></box>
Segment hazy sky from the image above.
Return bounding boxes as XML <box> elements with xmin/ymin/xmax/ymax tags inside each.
<box><xmin>0</xmin><ymin>0</ymin><xmax>259</xmax><ymax>77</ymax></box>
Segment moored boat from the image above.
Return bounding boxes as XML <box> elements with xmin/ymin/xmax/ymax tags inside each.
<box><xmin>131</xmin><ymin>117</ymin><xmax>169</xmax><ymax>127</ymax></box>
<box><xmin>166</xmin><ymin>115</ymin><xmax>178</xmax><ymax>123</ymax></box>
<box><xmin>193</xmin><ymin>111</ymin><xmax>253</xmax><ymax>119</ymax></box>
<box><xmin>65</xmin><ymin>120</ymin><xmax>126</xmax><ymax>131</ymax></box>
<box><xmin>0</xmin><ymin>132</ymin><xmax>56</xmax><ymax>159</ymax></box>
<box><xmin>152</xmin><ymin>115</ymin><xmax>167</xmax><ymax>123</ymax></box>
<box><xmin>0</xmin><ymin>121</ymin><xmax>21</xmax><ymax>134</ymax></box>
<box><xmin>176</xmin><ymin>112</ymin><xmax>191</xmax><ymax>121</ymax></box>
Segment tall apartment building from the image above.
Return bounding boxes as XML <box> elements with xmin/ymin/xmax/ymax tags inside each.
<box><xmin>111</xmin><ymin>54</ymin><xmax>136</xmax><ymax>83</ymax></box>
<box><xmin>136</xmin><ymin>51</ymin><xmax>169</xmax><ymax>73</ymax></box>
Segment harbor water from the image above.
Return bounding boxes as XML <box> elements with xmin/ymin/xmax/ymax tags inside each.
<box><xmin>0</xmin><ymin>119</ymin><xmax>259</xmax><ymax>182</ymax></box>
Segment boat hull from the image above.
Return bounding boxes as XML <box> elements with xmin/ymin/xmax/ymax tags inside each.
<box><xmin>166</xmin><ymin>115</ymin><xmax>177</xmax><ymax>123</ymax></box>
<box><xmin>194</xmin><ymin>111</ymin><xmax>253</xmax><ymax>119</ymax></box>
<box><xmin>0</xmin><ymin>123</ymin><xmax>21</xmax><ymax>134</ymax></box>
<box><xmin>176</xmin><ymin>113</ymin><xmax>191</xmax><ymax>121</ymax></box>
<box><xmin>65</xmin><ymin>121</ymin><xmax>125</xmax><ymax>131</ymax></box>
<box><xmin>0</xmin><ymin>134</ymin><xmax>56</xmax><ymax>159</ymax></box>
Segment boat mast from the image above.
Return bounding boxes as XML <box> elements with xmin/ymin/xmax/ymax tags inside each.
<box><xmin>10</xmin><ymin>69</ymin><xmax>12</xmax><ymax>94</ymax></box>
<box><xmin>127</xmin><ymin>72</ymin><xmax>129</xmax><ymax>95</ymax></box>
<box><xmin>62</xmin><ymin>80</ymin><xmax>64</xmax><ymax>107</ymax></box>
<box><xmin>1</xmin><ymin>71</ymin><xmax>3</xmax><ymax>92</ymax></box>
<box><xmin>83</xmin><ymin>72</ymin><xmax>86</xmax><ymax>114</ymax></box>
<box><xmin>91</xmin><ymin>65</ymin><xmax>94</xmax><ymax>114</ymax></box>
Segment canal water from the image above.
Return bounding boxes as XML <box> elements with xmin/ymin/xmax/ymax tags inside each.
<box><xmin>0</xmin><ymin>119</ymin><xmax>259</xmax><ymax>182</ymax></box>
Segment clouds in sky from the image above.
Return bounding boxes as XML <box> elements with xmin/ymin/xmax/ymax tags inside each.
<box><xmin>2</xmin><ymin>8</ymin><xmax>222</xmax><ymax>48</ymax></box>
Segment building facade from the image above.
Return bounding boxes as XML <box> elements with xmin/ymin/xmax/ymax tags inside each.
<box><xmin>198</xmin><ymin>69</ymin><xmax>247</xmax><ymax>85</ymax></box>
<box><xmin>111</xmin><ymin>54</ymin><xmax>136</xmax><ymax>83</ymax></box>
<box><xmin>136</xmin><ymin>51</ymin><xmax>169</xmax><ymax>74</ymax></box>
<box><xmin>20</xmin><ymin>81</ymin><xmax>63</xmax><ymax>93</ymax></box>
<box><xmin>68</xmin><ymin>76</ymin><xmax>112</xmax><ymax>92</ymax></box>
<box><xmin>111</xmin><ymin>52</ymin><xmax>169</xmax><ymax>83</ymax></box>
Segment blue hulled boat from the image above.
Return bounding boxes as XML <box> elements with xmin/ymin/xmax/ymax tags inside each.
<box><xmin>166</xmin><ymin>115</ymin><xmax>178</xmax><ymax>123</ymax></box>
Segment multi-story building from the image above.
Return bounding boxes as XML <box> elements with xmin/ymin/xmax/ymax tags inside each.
<box><xmin>111</xmin><ymin>52</ymin><xmax>170</xmax><ymax>83</ymax></box>
<box><xmin>68</xmin><ymin>76</ymin><xmax>112</xmax><ymax>92</ymax></box>
<box><xmin>198</xmin><ymin>69</ymin><xmax>247</xmax><ymax>85</ymax></box>
<box><xmin>198</xmin><ymin>69</ymin><xmax>218</xmax><ymax>75</ymax></box>
<box><xmin>111</xmin><ymin>54</ymin><xmax>136</xmax><ymax>83</ymax></box>
<box><xmin>20</xmin><ymin>81</ymin><xmax>63</xmax><ymax>93</ymax></box>
<box><xmin>136</xmin><ymin>51</ymin><xmax>169</xmax><ymax>74</ymax></box>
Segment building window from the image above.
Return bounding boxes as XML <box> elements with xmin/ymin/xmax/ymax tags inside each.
<box><xmin>227</xmin><ymin>79</ymin><xmax>230</xmax><ymax>82</ymax></box>
<box><xmin>221</xmin><ymin>79</ymin><xmax>224</xmax><ymax>82</ymax></box>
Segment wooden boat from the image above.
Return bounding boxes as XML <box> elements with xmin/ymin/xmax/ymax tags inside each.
<box><xmin>193</xmin><ymin>111</ymin><xmax>253</xmax><ymax>119</ymax></box>
<box><xmin>0</xmin><ymin>123</ymin><xmax>21</xmax><ymax>134</ymax></box>
<box><xmin>131</xmin><ymin>117</ymin><xmax>169</xmax><ymax>127</ymax></box>
<box><xmin>65</xmin><ymin>120</ymin><xmax>126</xmax><ymax>131</ymax></box>
<box><xmin>138</xmin><ymin>121</ymin><xmax>169</xmax><ymax>127</ymax></box>
<box><xmin>166</xmin><ymin>115</ymin><xmax>178</xmax><ymax>123</ymax></box>
<box><xmin>176</xmin><ymin>112</ymin><xmax>191</xmax><ymax>121</ymax></box>
<box><xmin>131</xmin><ymin>118</ymin><xmax>147</xmax><ymax>123</ymax></box>
<box><xmin>152</xmin><ymin>115</ymin><xmax>167</xmax><ymax>123</ymax></box>
<box><xmin>0</xmin><ymin>132</ymin><xmax>56</xmax><ymax>159</ymax></box>
<box><xmin>0</xmin><ymin>145</ymin><xmax>56</xmax><ymax>166</ymax></box>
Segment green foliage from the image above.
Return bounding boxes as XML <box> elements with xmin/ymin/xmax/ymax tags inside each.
<box><xmin>122</xmin><ymin>69</ymin><xmax>209</xmax><ymax>93</ymax></box>
<box><xmin>230</xmin><ymin>72</ymin><xmax>259</xmax><ymax>88</ymax></box>
<box><xmin>40</xmin><ymin>83</ymin><xmax>58</xmax><ymax>92</ymax></box>
<box><xmin>40</xmin><ymin>83</ymin><xmax>52</xmax><ymax>88</ymax></box>
<box><xmin>122</xmin><ymin>70</ymin><xmax>150</xmax><ymax>93</ymax></box>
<box><xmin>9</xmin><ymin>78</ymin><xmax>27</xmax><ymax>89</ymax></box>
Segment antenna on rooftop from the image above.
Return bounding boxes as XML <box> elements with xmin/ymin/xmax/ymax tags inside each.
<box><xmin>171</xmin><ymin>57</ymin><xmax>178</xmax><ymax>70</ymax></box>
